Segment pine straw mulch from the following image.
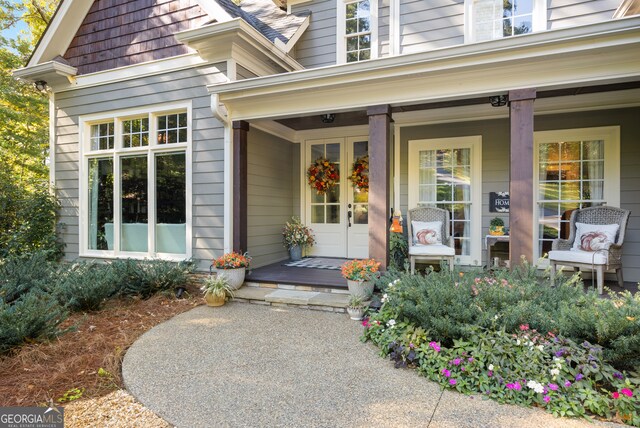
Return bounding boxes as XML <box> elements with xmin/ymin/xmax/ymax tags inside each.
<box><xmin>0</xmin><ymin>283</ymin><xmax>203</xmax><ymax>411</ymax></box>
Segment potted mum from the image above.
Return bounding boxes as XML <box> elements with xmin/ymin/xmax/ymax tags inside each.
<box><xmin>282</xmin><ymin>216</ymin><xmax>315</xmax><ymax>261</ymax></box>
<box><xmin>201</xmin><ymin>275</ymin><xmax>234</xmax><ymax>307</ymax></box>
<box><xmin>212</xmin><ymin>251</ymin><xmax>251</xmax><ymax>290</ymax></box>
<box><xmin>341</xmin><ymin>258</ymin><xmax>380</xmax><ymax>298</ymax></box>
<box><xmin>489</xmin><ymin>217</ymin><xmax>505</xmax><ymax>236</ymax></box>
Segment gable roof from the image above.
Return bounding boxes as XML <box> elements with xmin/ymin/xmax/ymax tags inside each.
<box><xmin>215</xmin><ymin>0</ymin><xmax>310</xmax><ymax>44</ymax></box>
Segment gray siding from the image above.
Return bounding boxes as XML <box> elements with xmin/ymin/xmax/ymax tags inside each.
<box><xmin>292</xmin><ymin>0</ymin><xmax>336</xmax><ymax>68</ymax></box>
<box><xmin>54</xmin><ymin>63</ymin><xmax>227</xmax><ymax>271</ymax></box>
<box><xmin>398</xmin><ymin>107</ymin><xmax>640</xmax><ymax>282</ymax></box>
<box><xmin>247</xmin><ymin>128</ymin><xmax>296</xmax><ymax>267</ymax></box>
<box><xmin>547</xmin><ymin>0</ymin><xmax>620</xmax><ymax>30</ymax></box>
<box><xmin>236</xmin><ymin>64</ymin><xmax>259</xmax><ymax>80</ymax></box>
<box><xmin>379</xmin><ymin>0</ymin><xmax>391</xmax><ymax>57</ymax></box>
<box><xmin>399</xmin><ymin>0</ymin><xmax>464</xmax><ymax>54</ymax></box>
<box><xmin>292</xmin><ymin>143</ymin><xmax>301</xmax><ymax>217</ymax></box>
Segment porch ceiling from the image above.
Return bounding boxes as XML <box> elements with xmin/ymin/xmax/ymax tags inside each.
<box><xmin>208</xmin><ymin>17</ymin><xmax>640</xmax><ymax>122</ymax></box>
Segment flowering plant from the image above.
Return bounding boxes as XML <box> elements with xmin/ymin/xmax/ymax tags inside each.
<box><xmin>349</xmin><ymin>154</ymin><xmax>369</xmax><ymax>191</ymax></box>
<box><xmin>307</xmin><ymin>157</ymin><xmax>339</xmax><ymax>195</ymax></box>
<box><xmin>213</xmin><ymin>252</ymin><xmax>251</xmax><ymax>269</ymax></box>
<box><xmin>341</xmin><ymin>258</ymin><xmax>380</xmax><ymax>281</ymax></box>
<box><xmin>282</xmin><ymin>217</ymin><xmax>315</xmax><ymax>250</ymax></box>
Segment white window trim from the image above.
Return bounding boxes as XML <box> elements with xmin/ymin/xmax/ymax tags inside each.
<box><xmin>464</xmin><ymin>0</ymin><xmax>547</xmax><ymax>44</ymax></box>
<box><xmin>533</xmin><ymin>126</ymin><xmax>620</xmax><ymax>264</ymax></box>
<box><xmin>79</xmin><ymin>102</ymin><xmax>193</xmax><ymax>261</ymax></box>
<box><xmin>336</xmin><ymin>0</ymin><xmax>379</xmax><ymax>65</ymax></box>
<box><xmin>408</xmin><ymin>136</ymin><xmax>483</xmax><ymax>266</ymax></box>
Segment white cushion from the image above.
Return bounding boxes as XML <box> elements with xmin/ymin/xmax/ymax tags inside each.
<box><xmin>549</xmin><ymin>249</ymin><xmax>608</xmax><ymax>265</ymax></box>
<box><xmin>412</xmin><ymin>220</ymin><xmax>442</xmax><ymax>245</ymax></box>
<box><xmin>572</xmin><ymin>223</ymin><xmax>619</xmax><ymax>251</ymax></box>
<box><xmin>409</xmin><ymin>244</ymin><xmax>455</xmax><ymax>256</ymax></box>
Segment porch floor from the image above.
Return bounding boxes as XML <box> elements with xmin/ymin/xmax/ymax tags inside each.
<box><xmin>245</xmin><ymin>257</ymin><xmax>347</xmax><ymax>289</ymax></box>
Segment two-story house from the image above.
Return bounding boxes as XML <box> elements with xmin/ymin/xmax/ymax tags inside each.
<box><xmin>14</xmin><ymin>0</ymin><xmax>640</xmax><ymax>282</ymax></box>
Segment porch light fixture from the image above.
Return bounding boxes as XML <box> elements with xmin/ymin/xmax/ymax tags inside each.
<box><xmin>34</xmin><ymin>80</ymin><xmax>48</xmax><ymax>93</ymax></box>
<box><xmin>489</xmin><ymin>95</ymin><xmax>508</xmax><ymax>107</ymax></box>
<box><xmin>321</xmin><ymin>113</ymin><xmax>335</xmax><ymax>123</ymax></box>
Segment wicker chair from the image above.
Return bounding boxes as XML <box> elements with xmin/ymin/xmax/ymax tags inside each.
<box><xmin>549</xmin><ymin>206</ymin><xmax>630</xmax><ymax>294</ymax></box>
<box><xmin>407</xmin><ymin>207</ymin><xmax>455</xmax><ymax>274</ymax></box>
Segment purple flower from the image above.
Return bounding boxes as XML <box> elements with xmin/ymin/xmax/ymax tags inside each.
<box><xmin>564</xmin><ymin>381</ymin><xmax>572</xmax><ymax>388</ymax></box>
<box><xmin>429</xmin><ymin>341</ymin><xmax>441</xmax><ymax>353</ymax></box>
<box><xmin>543</xmin><ymin>395</ymin><xmax>551</xmax><ymax>403</ymax></box>
<box><xmin>613</xmin><ymin>372</ymin><xmax>624</xmax><ymax>380</ymax></box>
<box><xmin>575</xmin><ymin>373</ymin><xmax>584</xmax><ymax>381</ymax></box>
<box><xmin>506</xmin><ymin>382</ymin><xmax>521</xmax><ymax>391</ymax></box>
<box><xmin>461</xmin><ymin>366</ymin><xmax>466</xmax><ymax>372</ymax></box>
<box><xmin>452</xmin><ymin>358</ymin><xmax>462</xmax><ymax>366</ymax></box>
<box><xmin>555</xmin><ymin>349</ymin><xmax>565</xmax><ymax>357</ymax></box>
<box><xmin>468</xmin><ymin>357</ymin><xmax>474</xmax><ymax>362</ymax></box>
<box><xmin>441</xmin><ymin>368</ymin><xmax>451</xmax><ymax>378</ymax></box>
<box><xmin>409</xmin><ymin>343</ymin><xmax>415</xmax><ymax>349</ymax></box>
<box><xmin>548</xmin><ymin>383</ymin><xmax>559</xmax><ymax>391</ymax></box>
<box><xmin>488</xmin><ymin>371</ymin><xmax>493</xmax><ymax>377</ymax></box>
<box><xmin>449</xmin><ymin>379</ymin><xmax>457</xmax><ymax>386</ymax></box>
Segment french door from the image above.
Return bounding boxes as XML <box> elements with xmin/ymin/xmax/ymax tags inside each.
<box><xmin>304</xmin><ymin>137</ymin><xmax>369</xmax><ymax>258</ymax></box>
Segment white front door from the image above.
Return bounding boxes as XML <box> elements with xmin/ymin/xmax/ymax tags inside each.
<box><xmin>305</xmin><ymin>137</ymin><xmax>369</xmax><ymax>258</ymax></box>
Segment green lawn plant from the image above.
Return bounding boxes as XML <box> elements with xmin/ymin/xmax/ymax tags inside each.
<box><xmin>364</xmin><ymin>264</ymin><xmax>640</xmax><ymax>426</ymax></box>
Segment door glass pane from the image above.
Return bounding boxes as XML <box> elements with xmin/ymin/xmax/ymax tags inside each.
<box><xmin>351</xmin><ymin>140</ymin><xmax>368</xmax><ymax>224</ymax></box>
<box><xmin>156</xmin><ymin>153</ymin><xmax>186</xmax><ymax>254</ymax></box>
<box><xmin>309</xmin><ymin>143</ymin><xmax>341</xmax><ymax>224</ymax></box>
<box><xmin>88</xmin><ymin>158</ymin><xmax>113</xmax><ymax>250</ymax></box>
<box><xmin>327</xmin><ymin>205</ymin><xmax>340</xmax><ymax>224</ymax></box>
<box><xmin>121</xmin><ymin>156</ymin><xmax>148</xmax><ymax>252</ymax></box>
<box><xmin>537</xmin><ymin>140</ymin><xmax>606</xmax><ymax>258</ymax></box>
<box><xmin>312</xmin><ymin>205</ymin><xmax>324</xmax><ymax>223</ymax></box>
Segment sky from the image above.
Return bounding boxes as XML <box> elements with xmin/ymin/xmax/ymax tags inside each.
<box><xmin>1</xmin><ymin>1</ymin><xmax>29</xmax><ymax>43</ymax></box>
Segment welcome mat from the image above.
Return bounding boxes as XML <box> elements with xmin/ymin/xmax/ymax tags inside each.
<box><xmin>284</xmin><ymin>257</ymin><xmax>347</xmax><ymax>270</ymax></box>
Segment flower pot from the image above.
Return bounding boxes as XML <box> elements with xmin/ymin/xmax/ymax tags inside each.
<box><xmin>214</xmin><ymin>267</ymin><xmax>246</xmax><ymax>290</ymax></box>
<box><xmin>289</xmin><ymin>245</ymin><xmax>302</xmax><ymax>261</ymax></box>
<box><xmin>347</xmin><ymin>279</ymin><xmax>373</xmax><ymax>299</ymax></box>
<box><xmin>347</xmin><ymin>307</ymin><xmax>365</xmax><ymax>321</ymax></box>
<box><xmin>489</xmin><ymin>226</ymin><xmax>504</xmax><ymax>236</ymax></box>
<box><xmin>204</xmin><ymin>291</ymin><xmax>225</xmax><ymax>307</ymax></box>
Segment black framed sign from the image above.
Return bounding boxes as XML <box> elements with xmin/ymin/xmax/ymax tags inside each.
<box><xmin>489</xmin><ymin>192</ymin><xmax>509</xmax><ymax>213</ymax></box>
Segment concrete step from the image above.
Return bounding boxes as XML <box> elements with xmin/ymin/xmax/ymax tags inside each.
<box><xmin>234</xmin><ymin>284</ymin><xmax>349</xmax><ymax>313</ymax></box>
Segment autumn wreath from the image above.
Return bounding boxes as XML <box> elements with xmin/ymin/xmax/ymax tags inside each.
<box><xmin>307</xmin><ymin>157</ymin><xmax>339</xmax><ymax>195</ymax></box>
<box><xmin>349</xmin><ymin>154</ymin><xmax>369</xmax><ymax>192</ymax></box>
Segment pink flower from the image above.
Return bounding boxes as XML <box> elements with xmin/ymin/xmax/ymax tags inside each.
<box><xmin>506</xmin><ymin>382</ymin><xmax>522</xmax><ymax>391</ymax></box>
<box><xmin>488</xmin><ymin>371</ymin><xmax>493</xmax><ymax>377</ymax></box>
<box><xmin>429</xmin><ymin>341</ymin><xmax>441</xmax><ymax>353</ymax></box>
<box><xmin>449</xmin><ymin>379</ymin><xmax>457</xmax><ymax>386</ymax></box>
<box><xmin>409</xmin><ymin>343</ymin><xmax>415</xmax><ymax>349</ymax></box>
<box><xmin>441</xmin><ymin>369</ymin><xmax>451</xmax><ymax>378</ymax></box>
<box><xmin>543</xmin><ymin>395</ymin><xmax>551</xmax><ymax>403</ymax></box>
<box><xmin>564</xmin><ymin>381</ymin><xmax>572</xmax><ymax>388</ymax></box>
<box><xmin>452</xmin><ymin>358</ymin><xmax>462</xmax><ymax>366</ymax></box>
<box><xmin>548</xmin><ymin>383</ymin><xmax>559</xmax><ymax>391</ymax></box>
<box><xmin>362</xmin><ymin>318</ymin><xmax>370</xmax><ymax>327</ymax></box>
<box><xmin>620</xmin><ymin>388</ymin><xmax>633</xmax><ymax>397</ymax></box>
<box><xmin>501</xmin><ymin>278</ymin><xmax>509</xmax><ymax>286</ymax></box>
<box><xmin>612</xmin><ymin>392</ymin><xmax>620</xmax><ymax>399</ymax></box>
<box><xmin>519</xmin><ymin>324</ymin><xmax>530</xmax><ymax>331</ymax></box>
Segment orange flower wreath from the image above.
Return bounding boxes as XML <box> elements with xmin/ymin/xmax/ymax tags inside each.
<box><xmin>307</xmin><ymin>157</ymin><xmax>339</xmax><ymax>195</ymax></box>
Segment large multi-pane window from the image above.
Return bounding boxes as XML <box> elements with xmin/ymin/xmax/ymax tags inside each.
<box><xmin>338</xmin><ymin>0</ymin><xmax>377</xmax><ymax>64</ymax></box>
<box><xmin>467</xmin><ymin>0</ymin><xmax>544</xmax><ymax>42</ymax></box>
<box><xmin>535</xmin><ymin>127</ymin><xmax>619</xmax><ymax>260</ymax></box>
<box><xmin>408</xmin><ymin>137</ymin><xmax>482</xmax><ymax>265</ymax></box>
<box><xmin>83</xmin><ymin>107</ymin><xmax>189</xmax><ymax>258</ymax></box>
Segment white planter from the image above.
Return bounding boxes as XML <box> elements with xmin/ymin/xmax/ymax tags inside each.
<box><xmin>214</xmin><ymin>267</ymin><xmax>246</xmax><ymax>290</ymax></box>
<box><xmin>347</xmin><ymin>307</ymin><xmax>365</xmax><ymax>321</ymax></box>
<box><xmin>347</xmin><ymin>279</ymin><xmax>373</xmax><ymax>299</ymax></box>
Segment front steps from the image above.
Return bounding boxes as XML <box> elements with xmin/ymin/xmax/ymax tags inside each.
<box><xmin>233</xmin><ymin>281</ymin><xmax>350</xmax><ymax>313</ymax></box>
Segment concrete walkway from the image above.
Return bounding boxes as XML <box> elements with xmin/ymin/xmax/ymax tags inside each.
<box><xmin>123</xmin><ymin>303</ymin><xmax>620</xmax><ymax>428</ymax></box>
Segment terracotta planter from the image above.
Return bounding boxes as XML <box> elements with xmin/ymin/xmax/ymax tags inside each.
<box><xmin>214</xmin><ymin>267</ymin><xmax>246</xmax><ymax>290</ymax></box>
<box><xmin>347</xmin><ymin>279</ymin><xmax>373</xmax><ymax>299</ymax></box>
<box><xmin>204</xmin><ymin>291</ymin><xmax>225</xmax><ymax>307</ymax></box>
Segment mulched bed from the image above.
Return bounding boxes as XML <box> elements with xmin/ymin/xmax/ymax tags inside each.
<box><xmin>0</xmin><ymin>284</ymin><xmax>202</xmax><ymax>408</ymax></box>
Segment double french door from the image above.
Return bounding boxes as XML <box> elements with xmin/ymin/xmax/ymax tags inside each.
<box><xmin>304</xmin><ymin>137</ymin><xmax>369</xmax><ymax>258</ymax></box>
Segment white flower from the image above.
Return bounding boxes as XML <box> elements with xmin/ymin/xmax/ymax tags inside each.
<box><xmin>494</xmin><ymin>314</ymin><xmax>499</xmax><ymax>320</ymax></box>
<box><xmin>536</xmin><ymin>345</ymin><xmax>544</xmax><ymax>352</ymax></box>
<box><xmin>488</xmin><ymin>364</ymin><xmax>494</xmax><ymax>371</ymax></box>
<box><xmin>527</xmin><ymin>380</ymin><xmax>545</xmax><ymax>394</ymax></box>
<box><xmin>387</xmin><ymin>319</ymin><xmax>396</xmax><ymax>327</ymax></box>
<box><xmin>516</xmin><ymin>339</ymin><xmax>521</xmax><ymax>345</ymax></box>
<box><xmin>381</xmin><ymin>293</ymin><xmax>388</xmax><ymax>303</ymax></box>
<box><xmin>527</xmin><ymin>341</ymin><xmax>534</xmax><ymax>347</ymax></box>
<box><xmin>394</xmin><ymin>278</ymin><xmax>400</xmax><ymax>284</ymax></box>
<box><xmin>550</xmin><ymin>368</ymin><xmax>560</xmax><ymax>376</ymax></box>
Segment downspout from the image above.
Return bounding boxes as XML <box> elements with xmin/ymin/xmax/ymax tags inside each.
<box><xmin>210</xmin><ymin>93</ymin><xmax>233</xmax><ymax>254</ymax></box>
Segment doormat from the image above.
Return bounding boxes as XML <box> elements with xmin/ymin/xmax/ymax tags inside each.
<box><xmin>284</xmin><ymin>257</ymin><xmax>347</xmax><ymax>270</ymax></box>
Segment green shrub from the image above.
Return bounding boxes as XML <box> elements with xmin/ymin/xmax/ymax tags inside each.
<box><xmin>0</xmin><ymin>180</ymin><xmax>63</xmax><ymax>260</ymax></box>
<box><xmin>389</xmin><ymin>232</ymin><xmax>408</xmax><ymax>271</ymax></box>
<box><xmin>0</xmin><ymin>290</ymin><xmax>68</xmax><ymax>354</ymax></box>
<box><xmin>54</xmin><ymin>262</ymin><xmax>118</xmax><ymax>312</ymax></box>
<box><xmin>0</xmin><ymin>251</ymin><xmax>57</xmax><ymax>303</ymax></box>
<box><xmin>110</xmin><ymin>259</ymin><xmax>195</xmax><ymax>298</ymax></box>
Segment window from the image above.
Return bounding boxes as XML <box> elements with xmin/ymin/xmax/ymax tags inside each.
<box><xmin>465</xmin><ymin>0</ymin><xmax>545</xmax><ymax>43</ymax></box>
<box><xmin>337</xmin><ymin>0</ymin><xmax>378</xmax><ymax>64</ymax></box>
<box><xmin>81</xmin><ymin>105</ymin><xmax>191</xmax><ymax>258</ymax></box>
<box><xmin>534</xmin><ymin>127</ymin><xmax>620</xmax><ymax>260</ymax></box>
<box><xmin>408</xmin><ymin>136</ymin><xmax>482</xmax><ymax>265</ymax></box>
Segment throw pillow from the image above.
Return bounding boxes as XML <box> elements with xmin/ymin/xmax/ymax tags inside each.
<box><xmin>412</xmin><ymin>221</ymin><xmax>442</xmax><ymax>245</ymax></box>
<box><xmin>572</xmin><ymin>223</ymin><xmax>619</xmax><ymax>252</ymax></box>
